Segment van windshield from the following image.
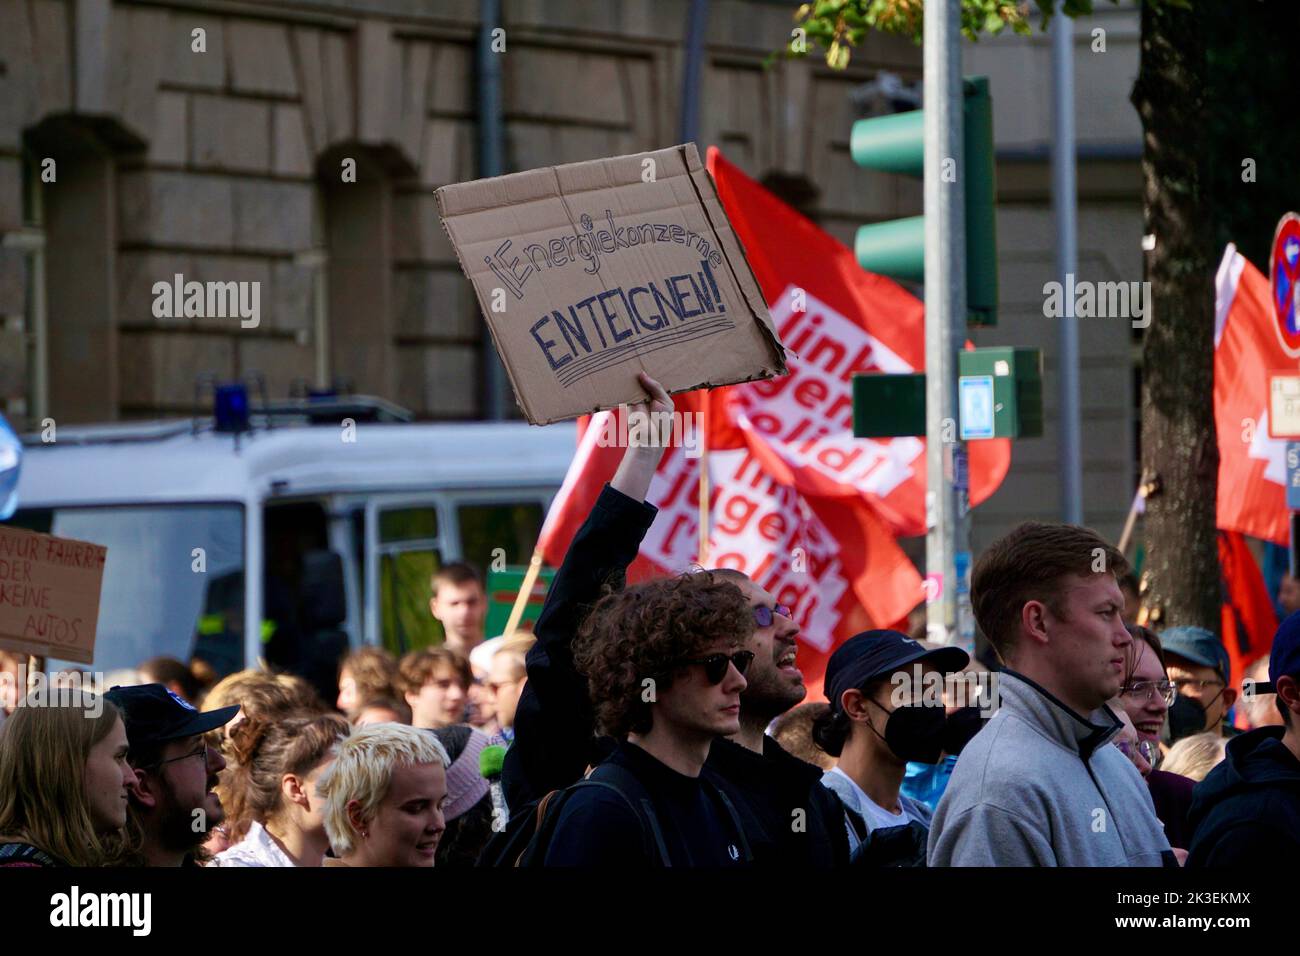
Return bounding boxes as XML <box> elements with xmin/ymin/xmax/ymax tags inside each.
<box><xmin>8</xmin><ymin>504</ymin><xmax>245</xmax><ymax>677</ymax></box>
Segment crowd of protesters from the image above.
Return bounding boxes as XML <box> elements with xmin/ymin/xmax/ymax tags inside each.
<box><xmin>1</xmin><ymin>372</ymin><xmax>1298</xmax><ymax>868</ymax></box>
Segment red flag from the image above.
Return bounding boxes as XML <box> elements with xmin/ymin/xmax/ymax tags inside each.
<box><xmin>1215</xmin><ymin>244</ymin><xmax>1290</xmax><ymax>544</ymax></box>
<box><xmin>1218</xmin><ymin>530</ymin><xmax>1278</xmax><ymax>725</ymax></box>
<box><xmin>538</xmin><ymin>148</ymin><xmax>1016</xmax><ymax>697</ymax></box>
<box><xmin>706</xmin><ymin>148</ymin><xmax>1011</xmax><ymax>536</ymax></box>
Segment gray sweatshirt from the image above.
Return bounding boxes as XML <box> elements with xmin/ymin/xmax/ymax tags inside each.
<box><xmin>927</xmin><ymin>671</ymin><xmax>1174</xmax><ymax>867</ymax></box>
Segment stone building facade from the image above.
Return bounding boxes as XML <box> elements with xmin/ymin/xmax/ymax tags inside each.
<box><xmin>0</xmin><ymin>0</ymin><xmax>1142</xmax><ymax>544</ymax></box>
<box><xmin>0</xmin><ymin>0</ymin><xmax>919</xmax><ymax>425</ymax></box>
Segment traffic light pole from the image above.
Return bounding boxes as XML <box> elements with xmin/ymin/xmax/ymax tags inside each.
<box><xmin>924</xmin><ymin>0</ymin><xmax>974</xmax><ymax>653</ymax></box>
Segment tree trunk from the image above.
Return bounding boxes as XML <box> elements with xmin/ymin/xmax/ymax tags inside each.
<box><xmin>1131</xmin><ymin>0</ymin><xmax>1219</xmax><ymax>631</ymax></box>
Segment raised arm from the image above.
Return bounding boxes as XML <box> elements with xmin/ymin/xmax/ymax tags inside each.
<box><xmin>501</xmin><ymin>373</ymin><xmax>673</xmax><ymax>809</ymax></box>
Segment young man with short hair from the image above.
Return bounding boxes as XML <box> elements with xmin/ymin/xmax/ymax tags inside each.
<box><xmin>544</xmin><ymin>573</ymin><xmax>754</xmax><ymax>866</ymax></box>
<box><xmin>927</xmin><ymin>523</ymin><xmax>1175</xmax><ymax>866</ymax></box>
<box><xmin>429</xmin><ymin>563</ymin><xmax>486</xmax><ymax>656</ymax></box>
<box><xmin>1187</xmin><ymin>612</ymin><xmax>1300</xmax><ymax>865</ymax></box>
<box><xmin>105</xmin><ymin>683</ymin><xmax>240</xmax><ymax>867</ymax></box>
<box><xmin>1160</xmin><ymin>626</ymin><xmax>1239</xmax><ymax>742</ymax></box>
<box><xmin>399</xmin><ymin>647</ymin><xmax>471</xmax><ymax>730</ymax></box>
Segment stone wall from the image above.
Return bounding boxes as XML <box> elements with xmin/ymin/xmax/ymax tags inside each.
<box><xmin>0</xmin><ymin>0</ymin><xmax>1145</xmax><ymax>548</ymax></box>
<box><xmin>0</xmin><ymin>0</ymin><xmax>919</xmax><ymax>426</ymax></box>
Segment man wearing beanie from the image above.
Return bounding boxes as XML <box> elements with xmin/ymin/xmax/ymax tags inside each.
<box><xmin>1186</xmin><ymin>612</ymin><xmax>1300</xmax><ymax>865</ymax></box>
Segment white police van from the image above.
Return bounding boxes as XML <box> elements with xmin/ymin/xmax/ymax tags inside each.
<box><xmin>11</xmin><ymin>394</ymin><xmax>575</xmax><ymax>698</ymax></box>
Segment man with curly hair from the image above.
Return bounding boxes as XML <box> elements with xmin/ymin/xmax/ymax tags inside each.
<box><xmin>541</xmin><ymin>573</ymin><xmax>756</xmax><ymax>865</ymax></box>
<box><xmin>502</xmin><ymin>372</ymin><xmax>848</xmax><ymax>867</ymax></box>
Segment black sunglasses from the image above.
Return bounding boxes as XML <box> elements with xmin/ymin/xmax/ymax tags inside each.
<box><xmin>677</xmin><ymin>650</ymin><xmax>755</xmax><ymax>684</ymax></box>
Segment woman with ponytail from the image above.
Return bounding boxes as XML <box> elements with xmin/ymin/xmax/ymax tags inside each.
<box><xmin>209</xmin><ymin>712</ymin><xmax>350</xmax><ymax>867</ymax></box>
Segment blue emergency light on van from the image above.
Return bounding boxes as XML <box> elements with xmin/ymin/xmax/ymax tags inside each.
<box><xmin>214</xmin><ymin>383</ymin><xmax>251</xmax><ymax>433</ymax></box>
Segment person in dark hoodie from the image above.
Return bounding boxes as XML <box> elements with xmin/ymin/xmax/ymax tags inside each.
<box><xmin>500</xmin><ymin>371</ymin><xmax>849</xmax><ymax>867</ymax></box>
<box><xmin>546</xmin><ymin>572</ymin><xmax>755</xmax><ymax>866</ymax></box>
<box><xmin>1186</xmin><ymin>611</ymin><xmax>1300</xmax><ymax>865</ymax></box>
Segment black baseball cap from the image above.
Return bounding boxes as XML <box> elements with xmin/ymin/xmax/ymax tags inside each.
<box><xmin>825</xmin><ymin>630</ymin><xmax>969</xmax><ymax>713</ymax></box>
<box><xmin>105</xmin><ymin>683</ymin><xmax>240</xmax><ymax>752</ymax></box>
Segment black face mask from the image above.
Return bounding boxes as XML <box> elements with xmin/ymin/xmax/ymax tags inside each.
<box><xmin>1166</xmin><ymin>693</ymin><xmax>1209</xmax><ymax>743</ymax></box>
<box><xmin>867</xmin><ymin>699</ymin><xmax>947</xmax><ymax>764</ymax></box>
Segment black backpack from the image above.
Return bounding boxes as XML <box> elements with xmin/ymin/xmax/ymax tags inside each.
<box><xmin>478</xmin><ymin>761</ymin><xmax>752</xmax><ymax>867</ymax></box>
<box><xmin>847</xmin><ymin>818</ymin><xmax>930</xmax><ymax>867</ymax></box>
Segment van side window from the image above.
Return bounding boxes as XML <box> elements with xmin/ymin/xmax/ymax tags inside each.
<box><xmin>377</xmin><ymin>507</ymin><xmax>442</xmax><ymax>655</ymax></box>
<box><xmin>456</xmin><ymin>502</ymin><xmax>545</xmax><ymax>573</ymax></box>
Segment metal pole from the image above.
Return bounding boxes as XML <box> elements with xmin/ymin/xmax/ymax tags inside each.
<box><xmin>924</xmin><ymin>0</ymin><xmax>970</xmax><ymax>652</ymax></box>
<box><xmin>1051</xmin><ymin>5</ymin><xmax>1083</xmax><ymax>524</ymax></box>
<box><xmin>478</xmin><ymin>0</ymin><xmax>508</xmax><ymax>420</ymax></box>
<box><xmin>679</xmin><ymin>0</ymin><xmax>709</xmax><ymax>145</ymax></box>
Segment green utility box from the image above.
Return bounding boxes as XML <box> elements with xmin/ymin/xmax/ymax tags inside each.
<box><xmin>957</xmin><ymin>348</ymin><xmax>1042</xmax><ymax>439</ymax></box>
<box><xmin>852</xmin><ymin>373</ymin><xmax>926</xmax><ymax>438</ymax></box>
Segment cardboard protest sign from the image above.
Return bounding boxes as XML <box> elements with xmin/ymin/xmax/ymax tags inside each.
<box><xmin>436</xmin><ymin>143</ymin><xmax>788</xmax><ymax>424</ymax></box>
<box><xmin>0</xmin><ymin>525</ymin><xmax>106</xmax><ymax>664</ymax></box>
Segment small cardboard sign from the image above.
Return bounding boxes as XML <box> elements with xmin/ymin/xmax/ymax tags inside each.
<box><xmin>0</xmin><ymin>525</ymin><xmax>107</xmax><ymax>664</ymax></box>
<box><xmin>436</xmin><ymin>143</ymin><xmax>788</xmax><ymax>424</ymax></box>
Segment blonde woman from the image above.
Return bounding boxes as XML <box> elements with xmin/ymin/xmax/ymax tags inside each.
<box><xmin>209</xmin><ymin>713</ymin><xmax>350</xmax><ymax>867</ymax></box>
<box><xmin>1162</xmin><ymin>732</ymin><xmax>1228</xmax><ymax>782</ymax></box>
<box><xmin>0</xmin><ymin>693</ymin><xmax>137</xmax><ymax>867</ymax></box>
<box><xmin>318</xmin><ymin>723</ymin><xmax>449</xmax><ymax>867</ymax></box>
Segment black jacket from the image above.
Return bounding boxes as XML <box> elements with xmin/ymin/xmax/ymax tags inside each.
<box><xmin>501</xmin><ymin>483</ymin><xmax>849</xmax><ymax>867</ymax></box>
<box><xmin>543</xmin><ymin>741</ymin><xmax>751</xmax><ymax>867</ymax></box>
<box><xmin>1186</xmin><ymin>726</ymin><xmax>1300</xmax><ymax>866</ymax></box>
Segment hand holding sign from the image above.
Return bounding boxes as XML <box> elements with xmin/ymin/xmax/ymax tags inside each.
<box><xmin>612</xmin><ymin>372</ymin><xmax>677</xmax><ymax>504</ymax></box>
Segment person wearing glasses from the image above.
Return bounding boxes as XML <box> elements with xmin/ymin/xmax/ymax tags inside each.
<box><xmin>1159</xmin><ymin>626</ymin><xmax>1240</xmax><ymax>743</ymax></box>
<box><xmin>485</xmin><ymin>633</ymin><xmax>534</xmax><ymax>744</ymax></box>
<box><xmin>1115</xmin><ymin>624</ymin><xmax>1196</xmax><ymax>854</ymax></box>
<box><xmin>500</xmin><ymin>371</ymin><xmax>848</xmax><ymax>868</ymax></box>
<box><xmin>105</xmin><ymin>683</ymin><xmax>239</xmax><ymax>866</ymax></box>
<box><xmin>542</xmin><ymin>572</ymin><xmax>756</xmax><ymax>866</ymax></box>
<box><xmin>814</xmin><ymin>630</ymin><xmax>969</xmax><ymax>865</ymax></box>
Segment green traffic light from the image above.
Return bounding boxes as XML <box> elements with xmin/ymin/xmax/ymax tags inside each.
<box><xmin>850</xmin><ymin>75</ymin><xmax>998</xmax><ymax>326</ymax></box>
